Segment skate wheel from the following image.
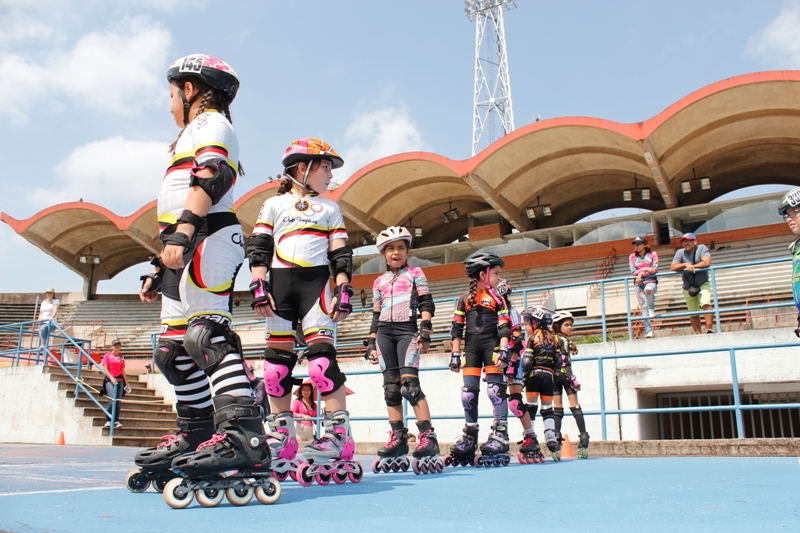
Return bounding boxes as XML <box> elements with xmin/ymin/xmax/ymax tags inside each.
<box><xmin>411</xmin><ymin>459</ymin><xmax>421</xmax><ymax>475</ymax></box>
<box><xmin>443</xmin><ymin>455</ymin><xmax>452</xmax><ymax>467</ymax></box>
<box><xmin>371</xmin><ymin>458</ymin><xmax>382</xmax><ymax>474</ymax></box>
<box><xmin>517</xmin><ymin>453</ymin><xmax>525</xmax><ymax>464</ymax></box>
<box><xmin>436</xmin><ymin>460</ymin><xmax>444</xmax><ymax>473</ymax></box>
<box><xmin>289</xmin><ymin>469</ymin><xmax>298</xmax><ymax>482</ymax></box>
<box><xmin>552</xmin><ymin>451</ymin><xmax>561</xmax><ymax>462</ymax></box>
<box><xmin>254</xmin><ymin>477</ymin><xmax>282</xmax><ymax>505</ymax></box>
<box><xmin>400</xmin><ymin>459</ymin><xmax>409</xmax><ymax>472</ymax></box>
<box><xmin>153</xmin><ymin>477</ymin><xmax>170</xmax><ymax>493</ymax></box>
<box><xmin>501</xmin><ymin>455</ymin><xmax>510</xmax><ymax>467</ymax></box>
<box><xmin>473</xmin><ymin>455</ymin><xmax>483</xmax><ymax>468</ymax></box>
<box><xmin>347</xmin><ymin>462</ymin><xmax>363</xmax><ymax>484</ymax></box>
<box><xmin>315</xmin><ymin>472</ymin><xmax>331</xmax><ymax>486</ymax></box>
<box><xmin>297</xmin><ymin>463</ymin><xmax>314</xmax><ymax>487</ymax></box>
<box><xmin>195</xmin><ymin>487</ymin><xmax>224</xmax><ymax>508</ymax></box>
<box><xmin>273</xmin><ymin>470</ymin><xmax>288</xmax><ymax>482</ymax></box>
<box><xmin>333</xmin><ymin>471</ymin><xmax>348</xmax><ymax>484</ymax></box>
<box><xmin>163</xmin><ymin>478</ymin><xmax>193</xmax><ymax>509</ymax></box>
<box><xmin>225</xmin><ymin>486</ymin><xmax>254</xmax><ymax>506</ymax></box>
<box><xmin>125</xmin><ymin>469</ymin><xmax>150</xmax><ymax>493</ymax></box>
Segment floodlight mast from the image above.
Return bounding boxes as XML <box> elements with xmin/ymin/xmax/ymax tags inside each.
<box><xmin>465</xmin><ymin>0</ymin><xmax>516</xmax><ymax>156</ymax></box>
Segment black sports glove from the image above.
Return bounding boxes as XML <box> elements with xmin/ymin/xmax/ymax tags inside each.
<box><xmin>449</xmin><ymin>351</ymin><xmax>462</xmax><ymax>372</ymax></box>
<box><xmin>364</xmin><ymin>337</ymin><xmax>377</xmax><ymax>361</ymax></box>
<box><xmin>249</xmin><ymin>278</ymin><xmax>271</xmax><ymax>310</ymax></box>
<box><xmin>418</xmin><ymin>319</ymin><xmax>433</xmax><ymax>343</ymax></box>
<box><xmin>332</xmin><ymin>282</ymin><xmax>353</xmax><ymax>314</ymax></box>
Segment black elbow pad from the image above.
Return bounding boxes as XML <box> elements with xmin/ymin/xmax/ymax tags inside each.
<box><xmin>328</xmin><ymin>245</ymin><xmax>353</xmax><ymax>281</ymax></box>
<box><xmin>498</xmin><ymin>323</ymin><xmax>511</xmax><ymax>340</ymax></box>
<box><xmin>190</xmin><ymin>158</ymin><xmax>236</xmax><ymax>205</ymax></box>
<box><xmin>417</xmin><ymin>293</ymin><xmax>435</xmax><ymax>317</ymax></box>
<box><xmin>247</xmin><ymin>234</ymin><xmax>274</xmax><ymax>269</ymax></box>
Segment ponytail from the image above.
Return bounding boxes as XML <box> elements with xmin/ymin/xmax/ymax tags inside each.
<box><xmin>467</xmin><ymin>277</ymin><xmax>478</xmax><ymax>307</ymax></box>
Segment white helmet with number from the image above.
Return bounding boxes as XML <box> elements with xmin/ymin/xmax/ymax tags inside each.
<box><xmin>376</xmin><ymin>226</ymin><xmax>413</xmax><ymax>252</ymax></box>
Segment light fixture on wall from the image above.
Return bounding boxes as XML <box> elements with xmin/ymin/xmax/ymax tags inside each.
<box><xmin>681</xmin><ymin>168</ymin><xmax>711</xmax><ymax>193</ymax></box>
<box><xmin>623</xmin><ymin>177</ymin><xmax>651</xmax><ymax>202</ymax></box>
<box><xmin>525</xmin><ymin>196</ymin><xmax>551</xmax><ymax>219</ymax></box>
<box><xmin>441</xmin><ymin>201</ymin><xmax>460</xmax><ymax>223</ymax></box>
<box><xmin>407</xmin><ymin>218</ymin><xmax>423</xmax><ymax>238</ymax></box>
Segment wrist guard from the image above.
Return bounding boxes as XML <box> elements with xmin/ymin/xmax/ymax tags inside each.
<box><xmin>332</xmin><ymin>282</ymin><xmax>353</xmax><ymax>314</ymax></box>
<box><xmin>449</xmin><ymin>351</ymin><xmax>462</xmax><ymax>371</ymax></box>
<box><xmin>140</xmin><ymin>270</ymin><xmax>163</xmax><ymax>293</ymax></box>
<box><xmin>418</xmin><ymin>319</ymin><xmax>432</xmax><ymax>343</ymax></box>
<box><xmin>364</xmin><ymin>337</ymin><xmax>377</xmax><ymax>361</ymax></box>
<box><xmin>249</xmin><ymin>278</ymin><xmax>270</xmax><ymax>310</ymax></box>
<box><xmin>496</xmin><ymin>345</ymin><xmax>510</xmax><ymax>366</ymax></box>
<box><xmin>189</xmin><ymin>158</ymin><xmax>236</xmax><ymax>205</ymax></box>
<box><xmin>159</xmin><ymin>226</ymin><xmax>195</xmax><ymax>254</ymax></box>
<box><xmin>177</xmin><ymin>209</ymin><xmax>205</xmax><ymax>231</ymax></box>
<box><xmin>567</xmin><ymin>374</ymin><xmax>581</xmax><ymax>392</ymax></box>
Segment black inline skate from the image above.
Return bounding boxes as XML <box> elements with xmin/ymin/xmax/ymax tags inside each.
<box><xmin>544</xmin><ymin>428</ymin><xmax>561</xmax><ymax>462</ymax></box>
<box><xmin>517</xmin><ymin>430</ymin><xmax>545</xmax><ymax>464</ymax></box>
<box><xmin>411</xmin><ymin>420</ymin><xmax>443</xmax><ymax>474</ymax></box>
<box><xmin>476</xmin><ymin>420</ymin><xmax>510</xmax><ymax>467</ymax></box>
<box><xmin>445</xmin><ymin>424</ymin><xmax>479</xmax><ymax>467</ymax></box>
<box><xmin>162</xmin><ymin>395</ymin><xmax>281</xmax><ymax>508</ymax></box>
<box><xmin>372</xmin><ymin>421</ymin><xmax>410</xmax><ymax>474</ymax></box>
<box><xmin>576</xmin><ymin>431</ymin><xmax>590</xmax><ymax>459</ymax></box>
<box><xmin>126</xmin><ymin>404</ymin><xmax>214</xmax><ymax>493</ymax></box>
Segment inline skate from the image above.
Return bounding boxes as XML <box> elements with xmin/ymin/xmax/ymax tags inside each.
<box><xmin>372</xmin><ymin>421</ymin><xmax>410</xmax><ymax>474</ymax></box>
<box><xmin>411</xmin><ymin>420</ymin><xmax>443</xmax><ymax>474</ymax></box>
<box><xmin>444</xmin><ymin>424</ymin><xmax>479</xmax><ymax>467</ymax></box>
<box><xmin>544</xmin><ymin>428</ymin><xmax>561</xmax><ymax>462</ymax></box>
<box><xmin>126</xmin><ymin>404</ymin><xmax>214</xmax><ymax>493</ymax></box>
<box><xmin>265</xmin><ymin>412</ymin><xmax>302</xmax><ymax>482</ymax></box>
<box><xmin>297</xmin><ymin>410</ymin><xmax>363</xmax><ymax>486</ymax></box>
<box><xmin>476</xmin><ymin>420</ymin><xmax>510</xmax><ymax>467</ymax></box>
<box><xmin>162</xmin><ymin>395</ymin><xmax>281</xmax><ymax>509</ymax></box>
<box><xmin>517</xmin><ymin>429</ymin><xmax>545</xmax><ymax>464</ymax></box>
<box><xmin>577</xmin><ymin>431</ymin><xmax>590</xmax><ymax>459</ymax></box>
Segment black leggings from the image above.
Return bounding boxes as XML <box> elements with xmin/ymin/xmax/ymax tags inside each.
<box><xmin>376</xmin><ymin>321</ymin><xmax>419</xmax><ymax>377</ymax></box>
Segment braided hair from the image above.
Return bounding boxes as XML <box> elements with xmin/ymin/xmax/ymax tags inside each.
<box><xmin>277</xmin><ymin>160</ymin><xmax>322</xmax><ymax>195</ymax></box>
<box><xmin>467</xmin><ymin>277</ymin><xmax>479</xmax><ymax>307</ymax></box>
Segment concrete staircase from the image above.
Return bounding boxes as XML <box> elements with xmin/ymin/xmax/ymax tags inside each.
<box><xmin>45</xmin><ymin>366</ymin><xmax>175</xmax><ymax>447</ymax></box>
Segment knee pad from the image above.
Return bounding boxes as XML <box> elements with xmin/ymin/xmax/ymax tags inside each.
<box><xmin>400</xmin><ymin>377</ymin><xmax>426</xmax><ymax>406</ymax></box>
<box><xmin>527</xmin><ymin>402</ymin><xmax>539</xmax><ymax>420</ymax></box>
<box><xmin>540</xmin><ymin>406</ymin><xmax>554</xmax><ymax>420</ymax></box>
<box><xmin>570</xmin><ymin>406</ymin><xmax>584</xmax><ymax>417</ymax></box>
<box><xmin>554</xmin><ymin>407</ymin><xmax>565</xmax><ymax>419</ymax></box>
<box><xmin>263</xmin><ymin>348</ymin><xmax>297</xmax><ymax>398</ymax></box>
<box><xmin>154</xmin><ymin>338</ymin><xmax>195</xmax><ymax>385</ymax></box>
<box><xmin>383</xmin><ymin>375</ymin><xmax>402</xmax><ymax>407</ymax></box>
<box><xmin>184</xmin><ymin>317</ymin><xmax>240</xmax><ymax>373</ymax></box>
<box><xmin>486</xmin><ymin>382</ymin><xmax>507</xmax><ymax>406</ymax></box>
<box><xmin>461</xmin><ymin>386</ymin><xmax>480</xmax><ymax>410</ymax></box>
<box><xmin>508</xmin><ymin>393</ymin><xmax>525</xmax><ymax>418</ymax></box>
<box><xmin>306</xmin><ymin>343</ymin><xmax>346</xmax><ymax>394</ymax></box>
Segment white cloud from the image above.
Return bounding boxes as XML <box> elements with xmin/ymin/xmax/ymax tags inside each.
<box><xmin>0</xmin><ymin>16</ymin><xmax>171</xmax><ymax>124</ymax></box>
<box><xmin>337</xmin><ymin>105</ymin><xmax>428</xmax><ymax>182</ymax></box>
<box><xmin>747</xmin><ymin>1</ymin><xmax>800</xmax><ymax>66</ymax></box>
<box><xmin>27</xmin><ymin>136</ymin><xmax>169</xmax><ymax>214</ymax></box>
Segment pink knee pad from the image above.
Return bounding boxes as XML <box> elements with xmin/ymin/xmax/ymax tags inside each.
<box><xmin>308</xmin><ymin>357</ymin><xmax>335</xmax><ymax>393</ymax></box>
<box><xmin>263</xmin><ymin>361</ymin><xmax>290</xmax><ymax>397</ymax></box>
<box><xmin>508</xmin><ymin>393</ymin><xmax>525</xmax><ymax>418</ymax></box>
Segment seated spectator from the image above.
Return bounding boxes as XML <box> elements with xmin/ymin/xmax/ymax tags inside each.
<box><xmin>670</xmin><ymin>233</ymin><xmax>715</xmax><ymax>334</ymax></box>
<box><xmin>292</xmin><ymin>382</ymin><xmax>317</xmax><ymax>441</ymax></box>
<box><xmin>629</xmin><ymin>236</ymin><xmax>658</xmax><ymax>338</ymax></box>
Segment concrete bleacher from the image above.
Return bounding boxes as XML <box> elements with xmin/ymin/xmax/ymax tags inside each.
<box><xmin>57</xmin><ymin>299</ymin><xmax>161</xmax><ymax>355</ymax></box>
<box><xmin>0</xmin><ymin>303</ymin><xmax>37</xmax><ymax>325</ymax></box>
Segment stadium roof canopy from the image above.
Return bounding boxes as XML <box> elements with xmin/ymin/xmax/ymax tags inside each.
<box><xmin>5</xmin><ymin>70</ymin><xmax>800</xmax><ymax>293</ymax></box>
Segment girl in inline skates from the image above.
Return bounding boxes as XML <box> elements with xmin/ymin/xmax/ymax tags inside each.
<box><xmin>247</xmin><ymin>137</ymin><xmax>361</xmax><ymax>486</ymax></box>
<box><xmin>447</xmin><ymin>251</ymin><xmax>512</xmax><ymax>467</ymax></box>
<box><xmin>630</xmin><ymin>236</ymin><xmax>659</xmax><ymax>338</ymax></box>
<box><xmin>520</xmin><ymin>305</ymin><xmax>561</xmax><ymax>461</ymax></box>
<box><xmin>134</xmin><ymin>54</ymin><xmax>279</xmax><ymax>508</ymax></box>
<box><xmin>552</xmin><ymin>311</ymin><xmax>590</xmax><ymax>458</ymax></box>
<box><xmin>495</xmin><ymin>281</ymin><xmax>541</xmax><ymax>464</ymax></box>
<box><xmin>366</xmin><ymin>226</ymin><xmax>442</xmax><ymax>475</ymax></box>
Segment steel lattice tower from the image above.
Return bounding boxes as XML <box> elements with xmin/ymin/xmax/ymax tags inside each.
<box><xmin>465</xmin><ymin>0</ymin><xmax>516</xmax><ymax>156</ymax></box>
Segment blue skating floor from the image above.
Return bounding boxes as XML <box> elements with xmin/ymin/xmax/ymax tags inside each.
<box><xmin>0</xmin><ymin>444</ymin><xmax>797</xmax><ymax>533</ymax></box>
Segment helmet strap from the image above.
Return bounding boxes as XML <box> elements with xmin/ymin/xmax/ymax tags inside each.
<box><xmin>178</xmin><ymin>83</ymin><xmax>202</xmax><ymax>126</ymax></box>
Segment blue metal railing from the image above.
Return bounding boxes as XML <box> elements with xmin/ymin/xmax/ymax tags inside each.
<box><xmin>0</xmin><ymin>320</ymin><xmax>120</xmax><ymax>436</ymax></box>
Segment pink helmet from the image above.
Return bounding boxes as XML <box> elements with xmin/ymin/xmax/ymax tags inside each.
<box><xmin>282</xmin><ymin>138</ymin><xmax>344</xmax><ymax>170</ymax></box>
<box><xmin>376</xmin><ymin>226</ymin><xmax>413</xmax><ymax>252</ymax></box>
<box><xmin>166</xmin><ymin>54</ymin><xmax>240</xmax><ymax>100</ymax></box>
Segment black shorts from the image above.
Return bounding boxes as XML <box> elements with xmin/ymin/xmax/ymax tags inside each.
<box><xmin>553</xmin><ymin>372</ymin><xmax>578</xmax><ymax>396</ymax></box>
<box><xmin>376</xmin><ymin>321</ymin><xmax>419</xmax><ymax>376</ymax></box>
<box><xmin>525</xmin><ymin>370</ymin><xmax>554</xmax><ymax>397</ymax></box>
<box><xmin>463</xmin><ymin>333</ymin><xmax>501</xmax><ymax>375</ymax></box>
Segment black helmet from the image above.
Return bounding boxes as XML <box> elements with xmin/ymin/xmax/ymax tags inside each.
<box><xmin>778</xmin><ymin>187</ymin><xmax>800</xmax><ymax>216</ymax></box>
<box><xmin>167</xmin><ymin>54</ymin><xmax>240</xmax><ymax>125</ymax></box>
<box><xmin>463</xmin><ymin>251</ymin><xmax>504</xmax><ymax>278</ymax></box>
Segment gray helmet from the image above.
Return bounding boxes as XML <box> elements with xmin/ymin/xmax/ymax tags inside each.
<box><xmin>778</xmin><ymin>187</ymin><xmax>800</xmax><ymax>216</ymax></box>
<box><xmin>463</xmin><ymin>251</ymin><xmax>504</xmax><ymax>278</ymax></box>
<box><xmin>522</xmin><ymin>305</ymin><xmax>554</xmax><ymax>328</ymax></box>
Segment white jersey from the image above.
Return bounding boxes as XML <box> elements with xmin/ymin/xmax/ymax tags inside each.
<box><xmin>157</xmin><ymin>110</ymin><xmax>239</xmax><ymax>231</ymax></box>
<box><xmin>252</xmin><ymin>192</ymin><xmax>348</xmax><ymax>269</ymax></box>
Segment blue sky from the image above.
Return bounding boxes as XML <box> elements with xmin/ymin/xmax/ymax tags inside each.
<box><xmin>1</xmin><ymin>0</ymin><xmax>798</xmax><ymax>295</ymax></box>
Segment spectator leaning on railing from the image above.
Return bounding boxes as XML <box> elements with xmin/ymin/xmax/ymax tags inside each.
<box><xmin>670</xmin><ymin>233</ymin><xmax>715</xmax><ymax>334</ymax></box>
<box><xmin>778</xmin><ymin>187</ymin><xmax>800</xmax><ymax>337</ymax></box>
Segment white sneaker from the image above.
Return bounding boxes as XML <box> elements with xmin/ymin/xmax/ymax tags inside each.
<box><xmin>114</xmin><ymin>421</ymin><xmax>123</xmax><ymax>428</ymax></box>
<box><xmin>648</xmin><ymin>309</ymin><xmax>655</xmax><ymax>318</ymax></box>
<box><xmin>645</xmin><ymin>331</ymin><xmax>654</xmax><ymax>338</ymax></box>
<box><xmin>104</xmin><ymin>421</ymin><xmax>111</xmax><ymax>428</ymax></box>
